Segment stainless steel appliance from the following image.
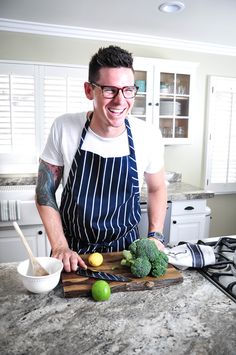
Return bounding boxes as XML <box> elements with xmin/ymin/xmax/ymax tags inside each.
<box><xmin>198</xmin><ymin>236</ymin><xmax>236</xmax><ymax>303</ymax></box>
<box><xmin>138</xmin><ymin>201</ymin><xmax>171</xmax><ymax>244</ymax></box>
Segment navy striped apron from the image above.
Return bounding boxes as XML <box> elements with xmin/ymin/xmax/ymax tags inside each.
<box><xmin>60</xmin><ymin>117</ymin><xmax>141</xmax><ymax>254</ymax></box>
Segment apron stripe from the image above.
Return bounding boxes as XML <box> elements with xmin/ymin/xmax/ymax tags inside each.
<box><xmin>82</xmin><ymin>151</ymin><xmax>96</xmax><ymax>243</ymax></box>
<box><xmin>102</xmin><ymin>158</ymin><xmax>116</xmax><ymax>241</ymax></box>
<box><xmin>89</xmin><ymin>155</ymin><xmax>102</xmax><ymax>242</ymax></box>
<box><xmin>95</xmin><ymin>157</ymin><xmax>108</xmax><ymax>242</ymax></box>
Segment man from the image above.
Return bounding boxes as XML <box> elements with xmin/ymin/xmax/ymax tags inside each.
<box><xmin>36</xmin><ymin>45</ymin><xmax>167</xmax><ymax>272</ymax></box>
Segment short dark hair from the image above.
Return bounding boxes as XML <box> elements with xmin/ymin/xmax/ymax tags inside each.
<box><xmin>88</xmin><ymin>45</ymin><xmax>134</xmax><ymax>82</ymax></box>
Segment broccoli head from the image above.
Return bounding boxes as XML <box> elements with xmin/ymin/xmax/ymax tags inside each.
<box><xmin>129</xmin><ymin>238</ymin><xmax>159</xmax><ymax>262</ymax></box>
<box><xmin>151</xmin><ymin>252</ymin><xmax>168</xmax><ymax>277</ymax></box>
<box><xmin>121</xmin><ymin>237</ymin><xmax>168</xmax><ymax>278</ymax></box>
<box><xmin>130</xmin><ymin>257</ymin><xmax>152</xmax><ymax>278</ymax></box>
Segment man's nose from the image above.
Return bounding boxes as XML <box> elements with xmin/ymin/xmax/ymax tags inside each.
<box><xmin>113</xmin><ymin>89</ymin><xmax>126</xmax><ymax>102</ymax></box>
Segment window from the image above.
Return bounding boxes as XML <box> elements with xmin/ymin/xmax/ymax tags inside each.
<box><xmin>204</xmin><ymin>76</ymin><xmax>236</xmax><ymax>193</ymax></box>
<box><xmin>0</xmin><ymin>62</ymin><xmax>92</xmax><ymax>174</ymax></box>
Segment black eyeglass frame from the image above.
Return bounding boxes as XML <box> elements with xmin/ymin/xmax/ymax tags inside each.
<box><xmin>90</xmin><ymin>82</ymin><xmax>139</xmax><ymax>99</ymax></box>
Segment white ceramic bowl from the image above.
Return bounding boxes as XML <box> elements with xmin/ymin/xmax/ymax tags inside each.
<box><xmin>17</xmin><ymin>257</ymin><xmax>63</xmax><ymax>293</ymax></box>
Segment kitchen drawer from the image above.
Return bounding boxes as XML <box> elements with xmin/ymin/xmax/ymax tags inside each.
<box><xmin>171</xmin><ymin>199</ymin><xmax>206</xmax><ymax>216</ymax></box>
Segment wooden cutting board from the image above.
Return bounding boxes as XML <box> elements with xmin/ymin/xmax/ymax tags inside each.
<box><xmin>61</xmin><ymin>252</ymin><xmax>183</xmax><ymax>298</ymax></box>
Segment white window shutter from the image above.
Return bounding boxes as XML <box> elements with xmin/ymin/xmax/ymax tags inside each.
<box><xmin>0</xmin><ymin>74</ymin><xmax>35</xmax><ymax>154</ymax></box>
<box><xmin>0</xmin><ymin>63</ymin><xmax>92</xmax><ymax>173</ymax></box>
<box><xmin>205</xmin><ymin>76</ymin><xmax>236</xmax><ymax>193</ymax></box>
<box><xmin>43</xmin><ymin>76</ymin><xmax>67</xmax><ymax>142</ymax></box>
<box><xmin>41</xmin><ymin>66</ymin><xmax>92</xmax><ymax>146</ymax></box>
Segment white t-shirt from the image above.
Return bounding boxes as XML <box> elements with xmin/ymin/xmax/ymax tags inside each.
<box><xmin>41</xmin><ymin>112</ymin><xmax>164</xmax><ymax>190</ymax></box>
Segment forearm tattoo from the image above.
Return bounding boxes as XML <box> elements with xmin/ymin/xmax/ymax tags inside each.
<box><xmin>36</xmin><ymin>160</ymin><xmax>63</xmax><ymax>211</ymax></box>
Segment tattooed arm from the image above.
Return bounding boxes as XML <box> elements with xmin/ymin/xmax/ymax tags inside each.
<box><xmin>36</xmin><ymin>160</ymin><xmax>62</xmax><ymax>211</ymax></box>
<box><xmin>35</xmin><ymin>160</ymin><xmax>87</xmax><ymax>272</ymax></box>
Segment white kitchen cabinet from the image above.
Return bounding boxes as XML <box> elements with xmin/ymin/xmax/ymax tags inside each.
<box><xmin>169</xmin><ymin>200</ymin><xmax>207</xmax><ymax>245</ymax></box>
<box><xmin>0</xmin><ymin>225</ymin><xmax>51</xmax><ymax>263</ymax></box>
<box><xmin>133</xmin><ymin>57</ymin><xmax>198</xmax><ymax>144</ymax></box>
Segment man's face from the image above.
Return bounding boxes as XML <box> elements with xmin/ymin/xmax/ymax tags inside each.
<box><xmin>85</xmin><ymin>67</ymin><xmax>135</xmax><ymax>136</ymax></box>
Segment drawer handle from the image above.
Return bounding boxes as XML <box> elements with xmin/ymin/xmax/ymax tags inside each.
<box><xmin>184</xmin><ymin>206</ymin><xmax>194</xmax><ymax>210</ymax></box>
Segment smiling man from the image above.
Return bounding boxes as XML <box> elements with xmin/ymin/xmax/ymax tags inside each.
<box><xmin>36</xmin><ymin>45</ymin><xmax>167</xmax><ymax>272</ymax></box>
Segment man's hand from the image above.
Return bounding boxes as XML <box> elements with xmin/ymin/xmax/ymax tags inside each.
<box><xmin>52</xmin><ymin>247</ymin><xmax>87</xmax><ymax>272</ymax></box>
<box><xmin>149</xmin><ymin>237</ymin><xmax>165</xmax><ymax>251</ymax></box>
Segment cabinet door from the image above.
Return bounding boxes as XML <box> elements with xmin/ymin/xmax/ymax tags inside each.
<box><xmin>133</xmin><ymin>58</ymin><xmax>155</xmax><ymax>125</ymax></box>
<box><xmin>169</xmin><ymin>214</ymin><xmax>205</xmax><ymax>246</ymax></box>
<box><xmin>157</xmin><ymin>59</ymin><xmax>198</xmax><ymax>144</ymax></box>
<box><xmin>133</xmin><ymin>57</ymin><xmax>198</xmax><ymax>145</ymax></box>
<box><xmin>0</xmin><ymin>225</ymin><xmax>50</xmax><ymax>262</ymax></box>
<box><xmin>159</xmin><ymin>72</ymin><xmax>190</xmax><ymax>141</ymax></box>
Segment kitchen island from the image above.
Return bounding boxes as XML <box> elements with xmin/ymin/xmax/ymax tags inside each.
<box><xmin>0</xmin><ymin>262</ymin><xmax>235</xmax><ymax>355</ymax></box>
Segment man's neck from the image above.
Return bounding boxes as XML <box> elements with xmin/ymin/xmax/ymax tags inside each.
<box><xmin>89</xmin><ymin>118</ymin><xmax>126</xmax><ymax>138</ymax></box>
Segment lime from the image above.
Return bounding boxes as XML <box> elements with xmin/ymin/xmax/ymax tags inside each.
<box><xmin>88</xmin><ymin>252</ymin><xmax>103</xmax><ymax>267</ymax></box>
<box><xmin>91</xmin><ymin>280</ymin><xmax>111</xmax><ymax>301</ymax></box>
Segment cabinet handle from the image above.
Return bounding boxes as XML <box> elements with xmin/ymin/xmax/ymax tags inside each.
<box><xmin>38</xmin><ymin>230</ymin><xmax>43</xmax><ymax>235</ymax></box>
<box><xmin>148</xmin><ymin>102</ymin><xmax>152</xmax><ymax>106</ymax></box>
<box><xmin>173</xmin><ymin>220</ymin><xmax>177</xmax><ymax>224</ymax></box>
<box><xmin>155</xmin><ymin>102</ymin><xmax>159</xmax><ymax>106</ymax></box>
<box><xmin>184</xmin><ymin>206</ymin><xmax>194</xmax><ymax>210</ymax></box>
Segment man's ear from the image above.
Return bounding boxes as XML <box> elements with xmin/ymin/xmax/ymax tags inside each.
<box><xmin>84</xmin><ymin>82</ymin><xmax>94</xmax><ymax>100</ymax></box>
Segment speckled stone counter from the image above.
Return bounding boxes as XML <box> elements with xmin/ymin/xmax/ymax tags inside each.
<box><xmin>141</xmin><ymin>182</ymin><xmax>214</xmax><ymax>203</ymax></box>
<box><xmin>167</xmin><ymin>182</ymin><xmax>214</xmax><ymax>201</ymax></box>
<box><xmin>0</xmin><ymin>263</ymin><xmax>235</xmax><ymax>355</ymax></box>
<box><xmin>0</xmin><ymin>175</ymin><xmax>37</xmax><ymax>186</ymax></box>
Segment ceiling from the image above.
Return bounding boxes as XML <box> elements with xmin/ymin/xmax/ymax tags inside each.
<box><xmin>1</xmin><ymin>0</ymin><xmax>236</xmax><ymax>50</ymax></box>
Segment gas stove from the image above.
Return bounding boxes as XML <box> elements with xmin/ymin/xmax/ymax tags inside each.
<box><xmin>198</xmin><ymin>236</ymin><xmax>236</xmax><ymax>303</ymax></box>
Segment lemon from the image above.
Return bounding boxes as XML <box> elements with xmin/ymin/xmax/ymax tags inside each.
<box><xmin>91</xmin><ymin>280</ymin><xmax>111</xmax><ymax>301</ymax></box>
<box><xmin>88</xmin><ymin>252</ymin><xmax>103</xmax><ymax>267</ymax></box>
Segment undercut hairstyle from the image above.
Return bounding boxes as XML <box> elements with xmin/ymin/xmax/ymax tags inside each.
<box><xmin>88</xmin><ymin>45</ymin><xmax>134</xmax><ymax>83</ymax></box>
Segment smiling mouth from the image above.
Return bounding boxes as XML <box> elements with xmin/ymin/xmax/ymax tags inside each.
<box><xmin>108</xmin><ymin>108</ymin><xmax>126</xmax><ymax>115</ymax></box>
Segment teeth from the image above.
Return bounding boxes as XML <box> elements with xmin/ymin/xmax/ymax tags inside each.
<box><xmin>109</xmin><ymin>108</ymin><xmax>124</xmax><ymax>113</ymax></box>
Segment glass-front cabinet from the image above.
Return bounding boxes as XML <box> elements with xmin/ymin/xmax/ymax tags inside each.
<box><xmin>133</xmin><ymin>57</ymin><xmax>198</xmax><ymax>144</ymax></box>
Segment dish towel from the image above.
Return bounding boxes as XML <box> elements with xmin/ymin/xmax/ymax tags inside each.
<box><xmin>0</xmin><ymin>200</ymin><xmax>21</xmax><ymax>222</ymax></box>
<box><xmin>164</xmin><ymin>243</ymin><xmax>216</xmax><ymax>270</ymax></box>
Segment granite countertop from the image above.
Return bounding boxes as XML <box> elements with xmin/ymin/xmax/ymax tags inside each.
<box><xmin>141</xmin><ymin>182</ymin><xmax>214</xmax><ymax>203</ymax></box>
<box><xmin>0</xmin><ymin>263</ymin><xmax>235</xmax><ymax>355</ymax></box>
<box><xmin>166</xmin><ymin>182</ymin><xmax>214</xmax><ymax>201</ymax></box>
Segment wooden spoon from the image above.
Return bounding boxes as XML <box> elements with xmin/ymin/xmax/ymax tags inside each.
<box><xmin>13</xmin><ymin>221</ymin><xmax>49</xmax><ymax>276</ymax></box>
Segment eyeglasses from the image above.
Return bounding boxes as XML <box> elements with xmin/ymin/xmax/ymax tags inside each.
<box><xmin>90</xmin><ymin>82</ymin><xmax>138</xmax><ymax>99</ymax></box>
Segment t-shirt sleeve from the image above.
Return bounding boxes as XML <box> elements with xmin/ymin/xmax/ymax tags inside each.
<box><xmin>145</xmin><ymin>125</ymin><xmax>164</xmax><ymax>173</ymax></box>
<box><xmin>40</xmin><ymin>116</ymin><xmax>64</xmax><ymax>166</ymax></box>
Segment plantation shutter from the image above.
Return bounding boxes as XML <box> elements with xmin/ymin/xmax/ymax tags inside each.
<box><xmin>205</xmin><ymin>76</ymin><xmax>236</xmax><ymax>193</ymax></box>
<box><xmin>0</xmin><ymin>64</ymin><xmax>35</xmax><ymax>158</ymax></box>
<box><xmin>0</xmin><ymin>62</ymin><xmax>92</xmax><ymax>173</ymax></box>
<box><xmin>40</xmin><ymin>65</ymin><xmax>92</xmax><ymax>148</ymax></box>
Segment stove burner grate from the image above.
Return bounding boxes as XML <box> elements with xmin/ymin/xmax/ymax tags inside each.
<box><xmin>197</xmin><ymin>237</ymin><xmax>236</xmax><ymax>303</ymax></box>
